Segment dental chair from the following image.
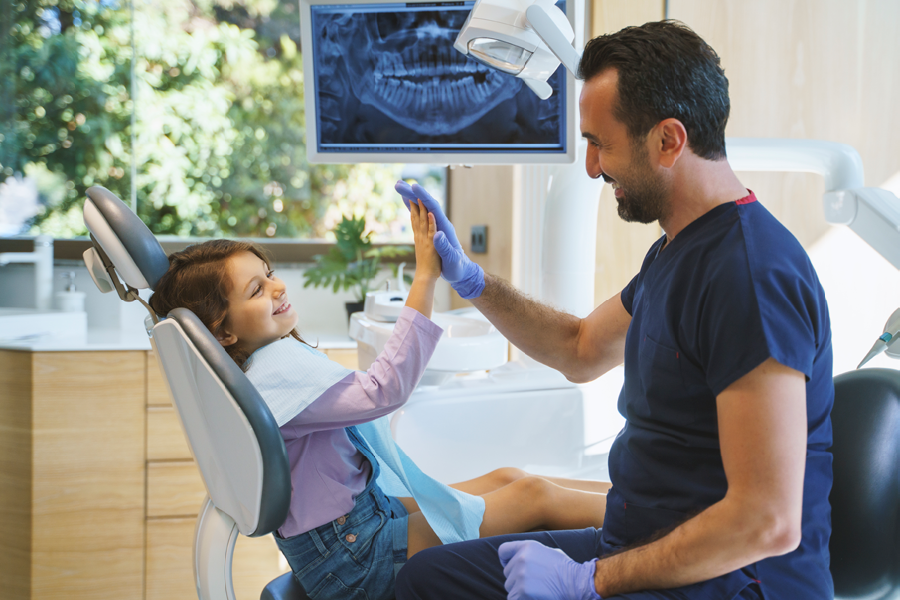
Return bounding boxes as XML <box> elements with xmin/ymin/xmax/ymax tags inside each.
<box><xmin>82</xmin><ymin>186</ymin><xmax>307</xmax><ymax>600</ymax></box>
<box><xmin>830</xmin><ymin>368</ymin><xmax>900</xmax><ymax>600</ymax></box>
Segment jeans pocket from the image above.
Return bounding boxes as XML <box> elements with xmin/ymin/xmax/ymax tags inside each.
<box><xmin>308</xmin><ymin>572</ymin><xmax>370</xmax><ymax>600</ymax></box>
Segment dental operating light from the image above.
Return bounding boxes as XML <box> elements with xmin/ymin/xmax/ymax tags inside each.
<box><xmin>454</xmin><ymin>0</ymin><xmax>579</xmax><ymax>100</ymax></box>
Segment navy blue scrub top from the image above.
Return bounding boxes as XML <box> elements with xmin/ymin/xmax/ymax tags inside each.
<box><xmin>604</xmin><ymin>193</ymin><xmax>834</xmax><ymax>599</ymax></box>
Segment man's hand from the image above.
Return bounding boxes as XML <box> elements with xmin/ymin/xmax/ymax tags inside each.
<box><xmin>498</xmin><ymin>540</ymin><xmax>602</xmax><ymax>600</ymax></box>
<box><xmin>395</xmin><ymin>180</ymin><xmax>485</xmax><ymax>299</ymax></box>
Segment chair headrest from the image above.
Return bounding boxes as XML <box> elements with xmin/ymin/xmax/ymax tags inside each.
<box><xmin>83</xmin><ymin>186</ymin><xmax>169</xmax><ymax>291</ymax></box>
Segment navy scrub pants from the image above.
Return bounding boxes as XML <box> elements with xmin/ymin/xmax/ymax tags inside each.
<box><xmin>395</xmin><ymin>527</ymin><xmax>764</xmax><ymax>600</ymax></box>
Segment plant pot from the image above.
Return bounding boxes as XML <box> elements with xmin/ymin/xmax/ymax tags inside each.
<box><xmin>345</xmin><ymin>301</ymin><xmax>365</xmax><ymax>324</ymax></box>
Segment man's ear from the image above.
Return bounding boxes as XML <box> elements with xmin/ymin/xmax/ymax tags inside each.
<box><xmin>216</xmin><ymin>329</ymin><xmax>238</xmax><ymax>347</ymax></box>
<box><xmin>653</xmin><ymin>118</ymin><xmax>687</xmax><ymax>168</ymax></box>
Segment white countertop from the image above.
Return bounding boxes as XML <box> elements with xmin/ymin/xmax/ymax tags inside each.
<box><xmin>0</xmin><ymin>328</ymin><xmax>358</xmax><ymax>352</ymax></box>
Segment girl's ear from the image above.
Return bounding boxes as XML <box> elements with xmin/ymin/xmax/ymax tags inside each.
<box><xmin>216</xmin><ymin>329</ymin><xmax>238</xmax><ymax>347</ymax></box>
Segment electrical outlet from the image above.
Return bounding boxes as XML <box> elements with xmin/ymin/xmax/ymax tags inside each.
<box><xmin>471</xmin><ymin>225</ymin><xmax>487</xmax><ymax>253</ymax></box>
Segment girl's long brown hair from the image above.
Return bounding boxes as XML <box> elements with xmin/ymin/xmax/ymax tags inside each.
<box><xmin>148</xmin><ymin>239</ymin><xmax>307</xmax><ymax>369</ymax></box>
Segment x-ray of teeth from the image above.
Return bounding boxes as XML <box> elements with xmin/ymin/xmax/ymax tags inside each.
<box><xmin>310</xmin><ymin>2</ymin><xmax>565</xmax><ymax>150</ymax></box>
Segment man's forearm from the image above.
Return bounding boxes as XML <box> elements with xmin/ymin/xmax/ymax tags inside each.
<box><xmin>592</xmin><ymin>496</ymin><xmax>798</xmax><ymax>597</ymax></box>
<box><xmin>470</xmin><ymin>273</ymin><xmax>626</xmax><ymax>382</ymax></box>
<box><xmin>469</xmin><ymin>273</ymin><xmax>583</xmax><ymax>373</ymax></box>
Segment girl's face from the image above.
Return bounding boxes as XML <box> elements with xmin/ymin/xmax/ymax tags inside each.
<box><xmin>217</xmin><ymin>251</ymin><xmax>298</xmax><ymax>355</ymax></box>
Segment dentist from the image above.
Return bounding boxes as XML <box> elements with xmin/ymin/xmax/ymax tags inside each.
<box><xmin>394</xmin><ymin>20</ymin><xmax>833</xmax><ymax>600</ymax></box>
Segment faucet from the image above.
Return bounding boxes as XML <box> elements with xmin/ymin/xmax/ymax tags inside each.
<box><xmin>0</xmin><ymin>235</ymin><xmax>54</xmax><ymax>310</ymax></box>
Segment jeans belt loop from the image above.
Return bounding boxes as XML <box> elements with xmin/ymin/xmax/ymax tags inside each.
<box><xmin>308</xmin><ymin>527</ymin><xmax>329</xmax><ymax>556</ymax></box>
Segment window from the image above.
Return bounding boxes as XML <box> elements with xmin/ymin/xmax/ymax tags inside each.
<box><xmin>0</xmin><ymin>0</ymin><xmax>444</xmax><ymax>242</ymax></box>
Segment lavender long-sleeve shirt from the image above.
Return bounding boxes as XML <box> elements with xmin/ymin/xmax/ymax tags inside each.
<box><xmin>276</xmin><ymin>307</ymin><xmax>443</xmax><ymax>538</ymax></box>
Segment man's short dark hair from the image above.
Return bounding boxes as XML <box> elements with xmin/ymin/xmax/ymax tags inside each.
<box><xmin>577</xmin><ymin>20</ymin><xmax>729</xmax><ymax>160</ymax></box>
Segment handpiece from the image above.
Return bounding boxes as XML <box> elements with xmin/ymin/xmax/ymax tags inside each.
<box><xmin>857</xmin><ymin>307</ymin><xmax>900</xmax><ymax>368</ymax></box>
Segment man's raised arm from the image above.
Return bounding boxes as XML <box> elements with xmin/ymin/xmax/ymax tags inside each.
<box><xmin>475</xmin><ymin>275</ymin><xmax>630</xmax><ymax>383</ymax></box>
<box><xmin>396</xmin><ymin>180</ymin><xmax>630</xmax><ymax>383</ymax></box>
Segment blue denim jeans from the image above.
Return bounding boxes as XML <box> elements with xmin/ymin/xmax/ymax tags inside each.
<box><xmin>275</xmin><ymin>426</ymin><xmax>409</xmax><ymax>600</ymax></box>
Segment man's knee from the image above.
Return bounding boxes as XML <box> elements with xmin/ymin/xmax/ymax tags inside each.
<box><xmin>395</xmin><ymin>546</ymin><xmax>439</xmax><ymax>600</ymax></box>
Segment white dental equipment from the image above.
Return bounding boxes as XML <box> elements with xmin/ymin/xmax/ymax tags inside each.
<box><xmin>453</xmin><ymin>0</ymin><xmax>579</xmax><ymax>99</ymax></box>
<box><xmin>351</xmin><ymin>263</ymin><xmax>509</xmax><ymax>387</ymax></box>
<box><xmin>81</xmin><ymin>187</ymin><xmax>307</xmax><ymax>600</ymax></box>
<box><xmin>361</xmin><ymin>263</ymin><xmax>408</xmax><ymax>323</ymax></box>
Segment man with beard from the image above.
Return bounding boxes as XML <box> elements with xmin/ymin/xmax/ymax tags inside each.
<box><xmin>394</xmin><ymin>20</ymin><xmax>833</xmax><ymax>600</ymax></box>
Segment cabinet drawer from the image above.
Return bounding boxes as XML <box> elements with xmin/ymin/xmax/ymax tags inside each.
<box><xmin>147</xmin><ymin>461</ymin><xmax>206</xmax><ymax>517</ymax></box>
<box><xmin>323</xmin><ymin>347</ymin><xmax>358</xmax><ymax>370</ymax></box>
<box><xmin>146</xmin><ymin>517</ymin><xmax>288</xmax><ymax>600</ymax></box>
<box><xmin>147</xmin><ymin>406</ymin><xmax>192</xmax><ymax>460</ymax></box>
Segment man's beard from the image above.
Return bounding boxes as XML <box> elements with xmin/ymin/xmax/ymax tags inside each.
<box><xmin>608</xmin><ymin>145</ymin><xmax>670</xmax><ymax>225</ymax></box>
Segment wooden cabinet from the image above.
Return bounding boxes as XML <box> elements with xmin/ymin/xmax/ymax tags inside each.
<box><xmin>1</xmin><ymin>345</ymin><xmax>356</xmax><ymax>600</ymax></box>
<box><xmin>0</xmin><ymin>350</ymin><xmax>146</xmax><ymax>600</ymax></box>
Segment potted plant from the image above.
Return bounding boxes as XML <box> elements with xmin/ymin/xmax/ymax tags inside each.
<box><xmin>303</xmin><ymin>214</ymin><xmax>412</xmax><ymax>321</ymax></box>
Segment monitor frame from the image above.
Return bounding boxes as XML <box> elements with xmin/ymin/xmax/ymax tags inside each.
<box><xmin>298</xmin><ymin>0</ymin><xmax>577</xmax><ymax>165</ymax></box>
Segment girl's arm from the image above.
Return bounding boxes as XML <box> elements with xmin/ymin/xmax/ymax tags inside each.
<box><xmin>404</xmin><ymin>198</ymin><xmax>441</xmax><ymax>319</ymax></box>
<box><xmin>280</xmin><ymin>198</ymin><xmax>445</xmax><ymax>437</ymax></box>
<box><xmin>282</xmin><ymin>307</ymin><xmax>442</xmax><ymax>436</ymax></box>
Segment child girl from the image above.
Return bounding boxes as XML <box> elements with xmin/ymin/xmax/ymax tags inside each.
<box><xmin>148</xmin><ymin>198</ymin><xmax>611</xmax><ymax>600</ymax></box>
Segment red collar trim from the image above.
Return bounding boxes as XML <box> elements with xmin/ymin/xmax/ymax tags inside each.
<box><xmin>735</xmin><ymin>190</ymin><xmax>757</xmax><ymax>205</ymax></box>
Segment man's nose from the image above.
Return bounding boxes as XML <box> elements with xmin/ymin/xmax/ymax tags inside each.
<box><xmin>585</xmin><ymin>145</ymin><xmax>603</xmax><ymax>180</ymax></box>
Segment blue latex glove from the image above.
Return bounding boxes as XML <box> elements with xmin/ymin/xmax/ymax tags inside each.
<box><xmin>395</xmin><ymin>180</ymin><xmax>485</xmax><ymax>299</ymax></box>
<box><xmin>499</xmin><ymin>540</ymin><xmax>603</xmax><ymax>600</ymax></box>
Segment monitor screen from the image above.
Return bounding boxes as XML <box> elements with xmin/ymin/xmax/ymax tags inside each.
<box><xmin>300</xmin><ymin>0</ymin><xmax>575</xmax><ymax>164</ymax></box>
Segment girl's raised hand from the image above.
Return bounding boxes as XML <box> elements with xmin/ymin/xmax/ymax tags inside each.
<box><xmin>410</xmin><ymin>198</ymin><xmax>441</xmax><ymax>281</ymax></box>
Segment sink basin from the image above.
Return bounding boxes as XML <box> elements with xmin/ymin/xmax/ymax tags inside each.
<box><xmin>0</xmin><ymin>308</ymin><xmax>88</xmax><ymax>342</ymax></box>
<box><xmin>349</xmin><ymin>310</ymin><xmax>508</xmax><ymax>385</ymax></box>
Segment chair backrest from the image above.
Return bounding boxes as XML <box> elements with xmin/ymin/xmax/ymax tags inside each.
<box><xmin>82</xmin><ymin>185</ymin><xmax>290</xmax><ymax>537</ymax></box>
<box><xmin>152</xmin><ymin>309</ymin><xmax>290</xmax><ymax>536</ymax></box>
<box><xmin>830</xmin><ymin>368</ymin><xmax>900</xmax><ymax>598</ymax></box>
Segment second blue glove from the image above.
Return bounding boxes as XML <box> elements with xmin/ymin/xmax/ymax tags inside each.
<box><xmin>498</xmin><ymin>540</ymin><xmax>603</xmax><ymax>600</ymax></box>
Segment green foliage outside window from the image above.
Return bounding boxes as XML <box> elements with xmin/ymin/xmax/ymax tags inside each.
<box><xmin>0</xmin><ymin>0</ymin><xmax>440</xmax><ymax>240</ymax></box>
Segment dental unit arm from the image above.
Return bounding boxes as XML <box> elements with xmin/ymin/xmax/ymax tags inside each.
<box><xmin>80</xmin><ymin>186</ymin><xmax>307</xmax><ymax>600</ymax></box>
